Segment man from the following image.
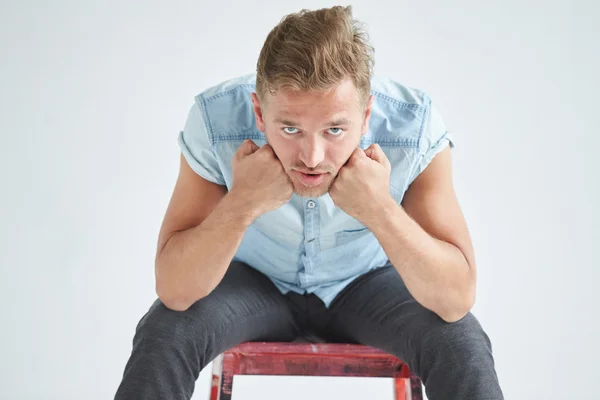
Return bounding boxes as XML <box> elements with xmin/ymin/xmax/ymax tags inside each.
<box><xmin>115</xmin><ymin>5</ymin><xmax>504</xmax><ymax>400</ymax></box>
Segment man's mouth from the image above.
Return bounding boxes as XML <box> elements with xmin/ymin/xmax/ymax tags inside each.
<box><xmin>296</xmin><ymin>171</ymin><xmax>327</xmax><ymax>186</ymax></box>
<box><xmin>296</xmin><ymin>169</ymin><xmax>327</xmax><ymax>175</ymax></box>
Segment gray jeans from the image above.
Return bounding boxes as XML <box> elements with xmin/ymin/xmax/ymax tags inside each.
<box><xmin>114</xmin><ymin>262</ymin><xmax>504</xmax><ymax>399</ymax></box>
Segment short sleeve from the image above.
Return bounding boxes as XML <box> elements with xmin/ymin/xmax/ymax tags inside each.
<box><xmin>177</xmin><ymin>101</ymin><xmax>226</xmax><ymax>185</ymax></box>
<box><xmin>408</xmin><ymin>96</ymin><xmax>454</xmax><ymax>184</ymax></box>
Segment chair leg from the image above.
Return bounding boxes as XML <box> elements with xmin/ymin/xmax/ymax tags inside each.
<box><xmin>209</xmin><ymin>354</ymin><xmax>223</xmax><ymax>400</ymax></box>
<box><xmin>409</xmin><ymin>372</ymin><xmax>424</xmax><ymax>400</ymax></box>
<box><xmin>394</xmin><ymin>376</ymin><xmax>409</xmax><ymax>400</ymax></box>
<box><xmin>217</xmin><ymin>353</ymin><xmax>239</xmax><ymax>400</ymax></box>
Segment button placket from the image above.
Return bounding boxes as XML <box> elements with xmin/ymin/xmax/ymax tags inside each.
<box><xmin>303</xmin><ymin>199</ymin><xmax>320</xmax><ymax>281</ymax></box>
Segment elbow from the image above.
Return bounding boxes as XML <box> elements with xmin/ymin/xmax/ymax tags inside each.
<box><xmin>438</xmin><ymin>287</ymin><xmax>476</xmax><ymax>324</ymax></box>
<box><xmin>439</xmin><ymin>308</ymin><xmax>470</xmax><ymax>324</ymax></box>
<box><xmin>158</xmin><ymin>293</ymin><xmax>194</xmax><ymax>312</ymax></box>
<box><xmin>155</xmin><ymin>265</ymin><xmax>208</xmax><ymax>312</ymax></box>
<box><xmin>156</xmin><ymin>281</ymin><xmax>188</xmax><ymax>311</ymax></box>
<box><xmin>156</xmin><ymin>282</ymin><xmax>207</xmax><ymax>312</ymax></box>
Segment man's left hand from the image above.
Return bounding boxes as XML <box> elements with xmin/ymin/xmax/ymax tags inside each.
<box><xmin>330</xmin><ymin>144</ymin><xmax>393</xmax><ymax>224</ymax></box>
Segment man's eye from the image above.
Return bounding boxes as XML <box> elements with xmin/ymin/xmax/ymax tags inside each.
<box><xmin>327</xmin><ymin>127</ymin><xmax>343</xmax><ymax>135</ymax></box>
<box><xmin>283</xmin><ymin>127</ymin><xmax>299</xmax><ymax>134</ymax></box>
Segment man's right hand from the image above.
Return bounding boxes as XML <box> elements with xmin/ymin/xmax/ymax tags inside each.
<box><xmin>229</xmin><ymin>139</ymin><xmax>294</xmax><ymax>218</ymax></box>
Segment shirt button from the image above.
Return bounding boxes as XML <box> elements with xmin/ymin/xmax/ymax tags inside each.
<box><xmin>307</xmin><ymin>200</ymin><xmax>316</xmax><ymax>209</ymax></box>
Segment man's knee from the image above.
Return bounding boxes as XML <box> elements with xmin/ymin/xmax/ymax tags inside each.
<box><xmin>421</xmin><ymin>312</ymin><xmax>493</xmax><ymax>363</ymax></box>
<box><xmin>132</xmin><ymin>296</ymin><xmax>236</xmax><ymax>361</ymax></box>
<box><xmin>133</xmin><ymin>299</ymin><xmax>201</xmax><ymax>350</ymax></box>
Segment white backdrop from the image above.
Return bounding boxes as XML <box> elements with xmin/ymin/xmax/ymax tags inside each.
<box><xmin>1</xmin><ymin>0</ymin><xmax>598</xmax><ymax>399</ymax></box>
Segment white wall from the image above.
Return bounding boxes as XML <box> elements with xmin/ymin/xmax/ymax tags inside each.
<box><xmin>1</xmin><ymin>0</ymin><xmax>598</xmax><ymax>399</ymax></box>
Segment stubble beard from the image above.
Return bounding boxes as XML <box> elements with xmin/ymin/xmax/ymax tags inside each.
<box><xmin>290</xmin><ymin>170</ymin><xmax>337</xmax><ymax>198</ymax></box>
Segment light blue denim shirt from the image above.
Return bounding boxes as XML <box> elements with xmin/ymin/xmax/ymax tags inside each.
<box><xmin>177</xmin><ymin>73</ymin><xmax>453</xmax><ymax>307</ymax></box>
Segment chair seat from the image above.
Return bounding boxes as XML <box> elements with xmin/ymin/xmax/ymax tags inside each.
<box><xmin>210</xmin><ymin>341</ymin><xmax>423</xmax><ymax>400</ymax></box>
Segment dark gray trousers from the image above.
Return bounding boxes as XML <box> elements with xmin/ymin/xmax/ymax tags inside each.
<box><xmin>114</xmin><ymin>262</ymin><xmax>504</xmax><ymax>399</ymax></box>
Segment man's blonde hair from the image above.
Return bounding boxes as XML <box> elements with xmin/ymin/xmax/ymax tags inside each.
<box><xmin>256</xmin><ymin>6</ymin><xmax>375</xmax><ymax>108</ymax></box>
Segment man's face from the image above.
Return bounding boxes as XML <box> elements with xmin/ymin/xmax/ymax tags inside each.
<box><xmin>251</xmin><ymin>79</ymin><xmax>373</xmax><ymax>198</ymax></box>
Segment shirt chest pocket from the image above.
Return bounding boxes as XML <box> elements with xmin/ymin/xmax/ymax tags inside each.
<box><xmin>319</xmin><ymin>218</ymin><xmax>370</xmax><ymax>249</ymax></box>
<box><xmin>335</xmin><ymin>227</ymin><xmax>371</xmax><ymax>246</ymax></box>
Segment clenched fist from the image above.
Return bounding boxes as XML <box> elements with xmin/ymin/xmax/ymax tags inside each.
<box><xmin>229</xmin><ymin>139</ymin><xmax>294</xmax><ymax>217</ymax></box>
<box><xmin>329</xmin><ymin>144</ymin><xmax>392</xmax><ymax>224</ymax></box>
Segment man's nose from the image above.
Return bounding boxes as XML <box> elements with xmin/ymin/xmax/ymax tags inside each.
<box><xmin>299</xmin><ymin>137</ymin><xmax>325</xmax><ymax>169</ymax></box>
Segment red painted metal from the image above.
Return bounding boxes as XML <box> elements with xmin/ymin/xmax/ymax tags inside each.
<box><xmin>209</xmin><ymin>353</ymin><xmax>223</xmax><ymax>400</ymax></box>
<box><xmin>394</xmin><ymin>376</ymin><xmax>408</xmax><ymax>399</ymax></box>
<box><xmin>208</xmin><ymin>342</ymin><xmax>423</xmax><ymax>399</ymax></box>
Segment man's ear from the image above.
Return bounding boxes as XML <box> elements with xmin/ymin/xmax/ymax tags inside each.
<box><xmin>361</xmin><ymin>94</ymin><xmax>374</xmax><ymax>135</ymax></box>
<box><xmin>251</xmin><ymin>93</ymin><xmax>266</xmax><ymax>132</ymax></box>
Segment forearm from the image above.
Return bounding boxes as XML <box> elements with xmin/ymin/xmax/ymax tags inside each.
<box><xmin>366</xmin><ymin>198</ymin><xmax>476</xmax><ymax>322</ymax></box>
<box><xmin>155</xmin><ymin>192</ymin><xmax>257</xmax><ymax>311</ymax></box>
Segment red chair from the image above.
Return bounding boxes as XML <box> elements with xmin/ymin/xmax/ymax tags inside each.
<box><xmin>209</xmin><ymin>342</ymin><xmax>423</xmax><ymax>399</ymax></box>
